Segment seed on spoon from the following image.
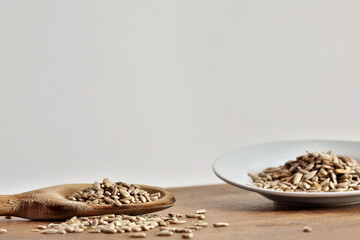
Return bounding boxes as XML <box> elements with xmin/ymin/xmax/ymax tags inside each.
<box><xmin>67</xmin><ymin>178</ymin><xmax>161</xmax><ymax>206</ymax></box>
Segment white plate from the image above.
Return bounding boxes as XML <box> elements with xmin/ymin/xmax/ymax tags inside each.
<box><xmin>213</xmin><ymin>140</ymin><xmax>360</xmax><ymax>206</ymax></box>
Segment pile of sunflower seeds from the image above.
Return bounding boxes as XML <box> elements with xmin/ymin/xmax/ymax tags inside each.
<box><xmin>249</xmin><ymin>151</ymin><xmax>360</xmax><ymax>192</ymax></box>
<box><xmin>33</xmin><ymin>209</ymin><xmax>229</xmax><ymax>238</ymax></box>
<box><xmin>67</xmin><ymin>178</ymin><xmax>161</xmax><ymax>206</ymax></box>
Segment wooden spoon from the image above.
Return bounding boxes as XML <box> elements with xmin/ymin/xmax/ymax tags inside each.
<box><xmin>0</xmin><ymin>183</ymin><xmax>175</xmax><ymax>220</ymax></box>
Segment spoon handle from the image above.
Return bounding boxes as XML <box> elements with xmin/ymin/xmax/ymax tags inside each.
<box><xmin>0</xmin><ymin>195</ymin><xmax>17</xmax><ymax>216</ymax></box>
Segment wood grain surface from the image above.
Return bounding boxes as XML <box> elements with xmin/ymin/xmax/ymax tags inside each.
<box><xmin>1</xmin><ymin>184</ymin><xmax>360</xmax><ymax>239</ymax></box>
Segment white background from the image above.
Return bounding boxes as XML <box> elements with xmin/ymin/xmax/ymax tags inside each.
<box><xmin>1</xmin><ymin>1</ymin><xmax>360</xmax><ymax>194</ymax></box>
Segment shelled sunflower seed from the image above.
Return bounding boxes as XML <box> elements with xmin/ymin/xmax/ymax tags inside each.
<box><xmin>303</xmin><ymin>226</ymin><xmax>312</xmax><ymax>232</ymax></box>
<box><xmin>182</xmin><ymin>232</ymin><xmax>194</xmax><ymax>239</ymax></box>
<box><xmin>32</xmin><ymin>209</ymin><xmax>229</xmax><ymax>238</ymax></box>
<box><xmin>67</xmin><ymin>178</ymin><xmax>161</xmax><ymax>205</ymax></box>
<box><xmin>213</xmin><ymin>222</ymin><xmax>230</xmax><ymax>227</ymax></box>
<box><xmin>249</xmin><ymin>151</ymin><xmax>360</xmax><ymax>192</ymax></box>
<box><xmin>0</xmin><ymin>229</ymin><xmax>7</xmax><ymax>234</ymax></box>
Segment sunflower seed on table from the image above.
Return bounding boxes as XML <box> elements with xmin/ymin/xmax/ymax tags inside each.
<box><xmin>186</xmin><ymin>225</ymin><xmax>202</xmax><ymax>230</ymax></box>
<box><xmin>249</xmin><ymin>151</ymin><xmax>360</xmax><ymax>192</ymax></box>
<box><xmin>213</xmin><ymin>222</ymin><xmax>230</xmax><ymax>227</ymax></box>
<box><xmin>42</xmin><ymin>229</ymin><xmax>58</xmax><ymax>234</ymax></box>
<box><xmin>194</xmin><ymin>221</ymin><xmax>208</xmax><ymax>227</ymax></box>
<box><xmin>182</xmin><ymin>232</ymin><xmax>194</xmax><ymax>239</ymax></box>
<box><xmin>31</xmin><ymin>209</ymin><xmax>230</xmax><ymax>237</ymax></box>
<box><xmin>174</xmin><ymin>228</ymin><xmax>193</xmax><ymax>233</ymax></box>
<box><xmin>37</xmin><ymin>225</ymin><xmax>47</xmax><ymax>229</ymax></box>
<box><xmin>170</xmin><ymin>220</ymin><xmax>187</xmax><ymax>224</ymax></box>
<box><xmin>130</xmin><ymin>232</ymin><xmax>147</xmax><ymax>238</ymax></box>
<box><xmin>303</xmin><ymin>226</ymin><xmax>312</xmax><ymax>232</ymax></box>
<box><xmin>168</xmin><ymin>213</ymin><xmax>183</xmax><ymax>218</ymax></box>
<box><xmin>0</xmin><ymin>229</ymin><xmax>7</xmax><ymax>234</ymax></box>
<box><xmin>195</xmin><ymin>209</ymin><xmax>206</xmax><ymax>214</ymax></box>
<box><xmin>157</xmin><ymin>231</ymin><xmax>174</xmax><ymax>236</ymax></box>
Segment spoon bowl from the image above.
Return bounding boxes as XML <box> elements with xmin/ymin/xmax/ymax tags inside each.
<box><xmin>0</xmin><ymin>184</ymin><xmax>175</xmax><ymax>220</ymax></box>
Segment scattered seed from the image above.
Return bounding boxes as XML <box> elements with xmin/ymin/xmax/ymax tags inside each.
<box><xmin>182</xmin><ymin>233</ymin><xmax>194</xmax><ymax>239</ymax></box>
<box><xmin>42</xmin><ymin>229</ymin><xmax>58</xmax><ymax>234</ymax></box>
<box><xmin>160</xmin><ymin>227</ymin><xmax>176</xmax><ymax>232</ymax></box>
<box><xmin>186</xmin><ymin>213</ymin><xmax>197</xmax><ymax>218</ymax></box>
<box><xmin>186</xmin><ymin>226</ymin><xmax>202</xmax><ymax>230</ymax></box>
<box><xmin>194</xmin><ymin>221</ymin><xmax>208</xmax><ymax>227</ymax></box>
<box><xmin>168</xmin><ymin>213</ymin><xmax>183</xmax><ymax>218</ymax></box>
<box><xmin>175</xmin><ymin>228</ymin><xmax>193</xmax><ymax>233</ymax></box>
<box><xmin>197</xmin><ymin>215</ymin><xmax>205</xmax><ymax>220</ymax></box>
<box><xmin>157</xmin><ymin>231</ymin><xmax>173</xmax><ymax>236</ymax></box>
<box><xmin>303</xmin><ymin>226</ymin><xmax>312</xmax><ymax>232</ymax></box>
<box><xmin>0</xmin><ymin>229</ymin><xmax>7</xmax><ymax>234</ymax></box>
<box><xmin>171</xmin><ymin>220</ymin><xmax>187</xmax><ymax>224</ymax></box>
<box><xmin>130</xmin><ymin>232</ymin><xmax>147</xmax><ymax>238</ymax></box>
<box><xmin>213</xmin><ymin>222</ymin><xmax>230</xmax><ymax>227</ymax></box>
<box><xmin>195</xmin><ymin>209</ymin><xmax>206</xmax><ymax>214</ymax></box>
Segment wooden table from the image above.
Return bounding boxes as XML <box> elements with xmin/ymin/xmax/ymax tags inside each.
<box><xmin>1</xmin><ymin>184</ymin><xmax>360</xmax><ymax>239</ymax></box>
